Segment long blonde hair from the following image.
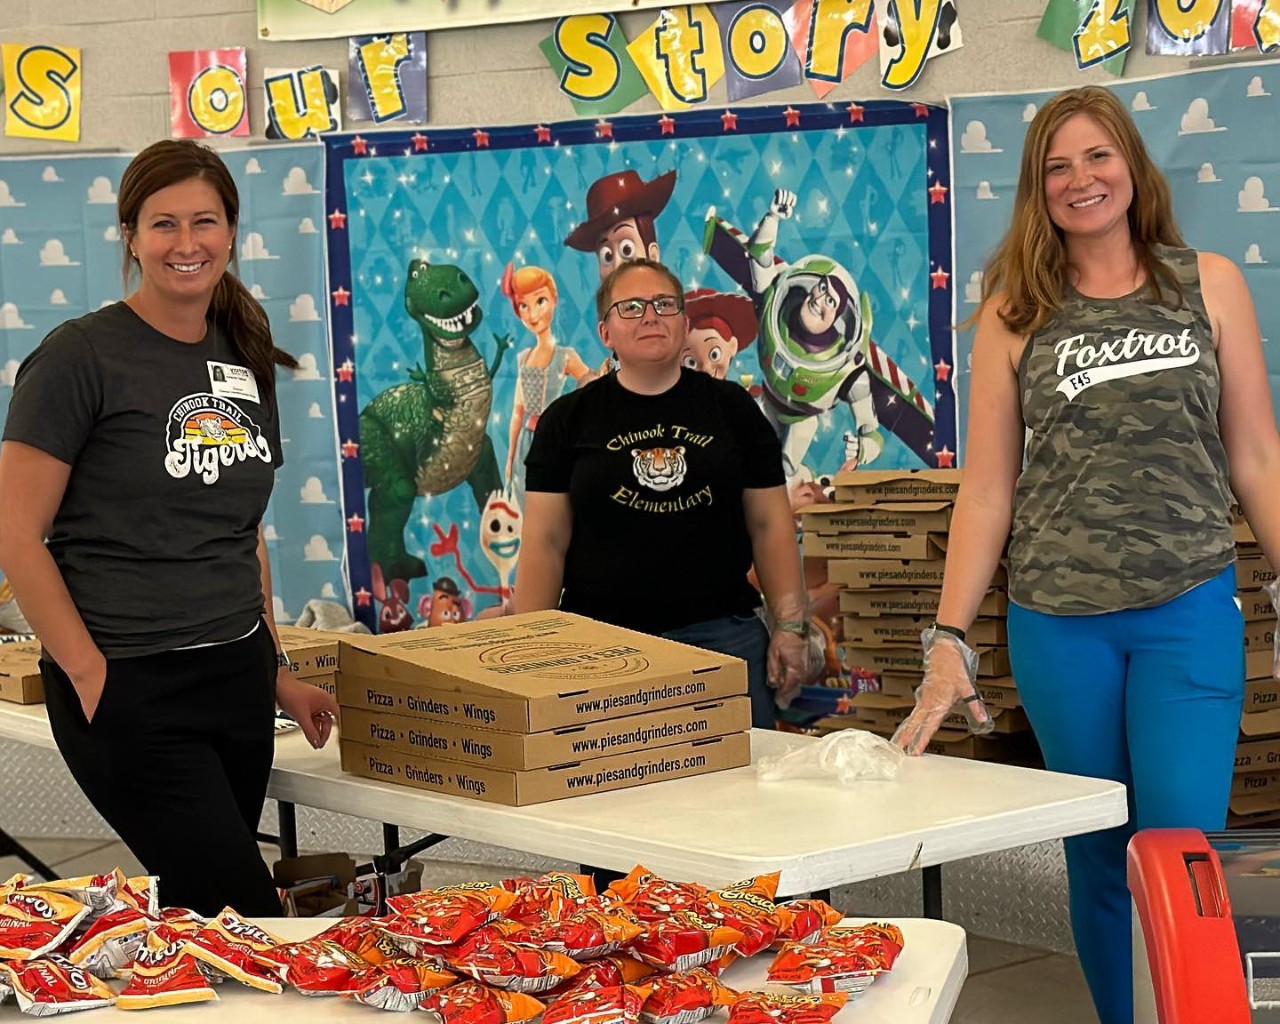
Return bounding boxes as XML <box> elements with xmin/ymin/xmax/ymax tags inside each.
<box><xmin>980</xmin><ymin>86</ymin><xmax>1185</xmax><ymax>336</ymax></box>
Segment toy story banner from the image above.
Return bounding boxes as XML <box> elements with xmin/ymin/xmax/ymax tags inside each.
<box><xmin>168</xmin><ymin>49</ymin><xmax>250</xmax><ymax>139</ymax></box>
<box><xmin>346</xmin><ymin>33</ymin><xmax>428</xmax><ymax>126</ymax></box>
<box><xmin>0</xmin><ymin>144</ymin><xmax>349</xmax><ymax>625</ymax></box>
<box><xmin>2</xmin><ymin>43</ymin><xmax>82</xmax><ymax>143</ymax></box>
<box><xmin>545</xmin><ymin>1</ymin><xmax>963</xmax><ymax>107</ymax></box>
<box><xmin>323</xmin><ymin>101</ymin><xmax>955</xmax><ymax>633</ymax></box>
<box><xmin>950</xmin><ymin>59</ymin><xmax>1280</xmax><ymax>459</ymax></box>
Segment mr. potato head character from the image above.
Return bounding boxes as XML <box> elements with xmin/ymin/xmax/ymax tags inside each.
<box><xmin>681</xmin><ymin>288</ymin><xmax>758</xmax><ymax>380</ymax></box>
<box><xmin>564</xmin><ymin>169</ymin><xmax>676</xmax><ymax>280</ymax></box>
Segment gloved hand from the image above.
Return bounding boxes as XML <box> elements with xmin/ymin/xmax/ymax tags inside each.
<box><xmin>891</xmin><ymin>626</ymin><xmax>995</xmax><ymax>756</ymax></box>
<box><xmin>1268</xmin><ymin>578</ymin><xmax>1280</xmax><ymax>681</ymax></box>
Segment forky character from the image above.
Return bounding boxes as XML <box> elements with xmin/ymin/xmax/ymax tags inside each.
<box><xmin>429</xmin><ymin>488</ymin><xmax>523</xmax><ymax>618</ymax></box>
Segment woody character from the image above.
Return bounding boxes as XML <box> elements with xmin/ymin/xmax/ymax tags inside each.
<box><xmin>565</xmin><ymin>169</ymin><xmax>677</xmax><ymax>281</ymax></box>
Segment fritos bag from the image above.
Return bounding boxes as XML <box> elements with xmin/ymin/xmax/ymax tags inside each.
<box><xmin>184</xmin><ymin>908</ymin><xmax>284</xmax><ymax>994</ymax></box>
<box><xmin>3</xmin><ymin>954</ymin><xmax>116</xmax><ymax>1014</ymax></box>
<box><xmin>116</xmin><ymin>928</ymin><xmax>217</xmax><ymax>1011</ymax></box>
<box><xmin>67</xmin><ymin>907</ymin><xmax>151</xmax><ymax>979</ymax></box>
<box><xmin>0</xmin><ymin>888</ymin><xmax>91</xmax><ymax>960</ymax></box>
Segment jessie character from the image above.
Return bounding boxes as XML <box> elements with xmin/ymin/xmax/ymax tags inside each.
<box><xmin>564</xmin><ymin>170</ymin><xmax>677</xmax><ymax>281</ymax></box>
<box><xmin>682</xmin><ymin>289</ymin><xmax>758</xmax><ymax>380</ymax></box>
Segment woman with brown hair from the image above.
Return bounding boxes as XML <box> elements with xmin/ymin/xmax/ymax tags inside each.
<box><xmin>892</xmin><ymin>87</ymin><xmax>1280</xmax><ymax>1022</ymax></box>
<box><xmin>0</xmin><ymin>140</ymin><xmax>337</xmax><ymax>916</ymax></box>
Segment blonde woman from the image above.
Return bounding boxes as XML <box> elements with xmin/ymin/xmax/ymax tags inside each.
<box><xmin>893</xmin><ymin>87</ymin><xmax>1280</xmax><ymax>1023</ymax></box>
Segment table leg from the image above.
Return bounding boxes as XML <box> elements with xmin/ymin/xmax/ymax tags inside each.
<box><xmin>278</xmin><ymin>801</ymin><xmax>298</xmax><ymax>858</ymax></box>
<box><xmin>811</xmin><ymin>888</ymin><xmax>833</xmax><ymax>906</ymax></box>
<box><xmin>0</xmin><ymin>829</ymin><xmax>57</xmax><ymax>880</ymax></box>
<box><xmin>922</xmin><ymin>865</ymin><xmax>943</xmax><ymax>919</ymax></box>
<box><xmin>383</xmin><ymin>824</ymin><xmax>400</xmax><ymax>856</ymax></box>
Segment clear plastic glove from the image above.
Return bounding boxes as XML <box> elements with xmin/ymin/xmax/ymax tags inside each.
<box><xmin>891</xmin><ymin>627</ymin><xmax>995</xmax><ymax>756</ymax></box>
<box><xmin>1268</xmin><ymin>578</ymin><xmax>1280</xmax><ymax>680</ymax></box>
<box><xmin>758</xmin><ymin>730</ymin><xmax>905</xmax><ymax>784</ymax></box>
<box><xmin>767</xmin><ymin>628</ymin><xmax>811</xmax><ymax>701</ymax></box>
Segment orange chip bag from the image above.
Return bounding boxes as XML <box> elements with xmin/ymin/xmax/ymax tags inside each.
<box><xmin>255</xmin><ymin>938</ymin><xmax>378</xmax><ymax>995</ymax></box>
<box><xmin>447</xmin><ymin>938</ymin><xmax>582</xmax><ymax>993</ymax></box>
<box><xmin>116</xmin><ymin>927</ymin><xmax>217</xmax><ymax>1010</ymax></box>
<box><xmin>825</xmin><ymin>922</ymin><xmax>904</xmax><ymax>950</ymax></box>
<box><xmin>766</xmin><ymin>940</ymin><xmax>888</xmax><ymax>996</ymax></box>
<box><xmin>4</xmin><ymin>954</ymin><xmax>116</xmax><ymax>1014</ymax></box>
<box><xmin>512</xmin><ymin>909</ymin><xmax>644</xmax><ymax>958</ymax></box>
<box><xmin>639</xmin><ymin>968</ymin><xmax>738</xmax><ymax>1024</ymax></box>
<box><xmin>549</xmin><ymin>955</ymin><xmax>656</xmax><ymax>999</ymax></box>
<box><xmin>115</xmin><ymin>873</ymin><xmax>161</xmax><ymax>919</ymax></box>
<box><xmin>0</xmin><ymin>888</ymin><xmax>91</xmax><ymax>960</ymax></box>
<box><xmin>501</xmin><ymin>873</ymin><xmax>598</xmax><ymax>924</ymax></box>
<box><xmin>383</xmin><ymin>888</ymin><xmax>511</xmax><ymax>948</ymax></box>
<box><xmin>67</xmin><ymin>906</ymin><xmax>151</xmax><ymax>979</ymax></box>
<box><xmin>727</xmin><ymin>991</ymin><xmax>847</xmax><ymax>1024</ymax></box>
<box><xmin>629</xmin><ymin>911</ymin><xmax>744</xmax><ymax>973</ymax></box>
<box><xmin>422</xmin><ymin>980</ymin><xmax>545</xmax><ymax>1024</ymax></box>
<box><xmin>352</xmin><ymin>957</ymin><xmax>459</xmax><ymax>1012</ymax></box>
<box><xmin>185</xmin><ymin>908</ymin><xmax>284</xmax><ymax>994</ymax></box>
<box><xmin>544</xmin><ymin>984</ymin><xmax>650</xmax><ymax>1024</ymax></box>
<box><xmin>772</xmin><ymin>901</ymin><xmax>844</xmax><ymax>946</ymax></box>
<box><xmin>312</xmin><ymin>915</ymin><xmax>382</xmax><ymax>953</ymax></box>
<box><xmin>388</xmin><ymin>884</ymin><xmax>516</xmax><ymax>921</ymax></box>
<box><xmin>696</xmin><ymin>874</ymin><xmax>781</xmax><ymax>958</ymax></box>
<box><xmin>606</xmin><ymin>868</ymin><xmax>707</xmax><ymax>924</ymax></box>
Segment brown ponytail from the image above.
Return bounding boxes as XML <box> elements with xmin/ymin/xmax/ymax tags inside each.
<box><xmin>208</xmin><ymin>270</ymin><xmax>298</xmax><ymax>402</ymax></box>
<box><xmin>118</xmin><ymin>140</ymin><xmax>298</xmax><ymax>403</ymax></box>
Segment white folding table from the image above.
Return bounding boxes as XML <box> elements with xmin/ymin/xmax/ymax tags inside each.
<box><xmin>0</xmin><ymin>702</ymin><xmax>1126</xmax><ymax>917</ymax></box>
<box><xmin>0</xmin><ymin>917</ymin><xmax>967</xmax><ymax>1023</ymax></box>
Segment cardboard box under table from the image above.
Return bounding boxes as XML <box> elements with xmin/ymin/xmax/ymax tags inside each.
<box><xmin>0</xmin><ymin>640</ymin><xmax>43</xmax><ymax>704</ymax></box>
<box><xmin>336</xmin><ymin>611</ymin><xmax>751</xmax><ymax>805</ymax></box>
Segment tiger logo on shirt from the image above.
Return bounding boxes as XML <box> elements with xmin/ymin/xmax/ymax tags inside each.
<box><xmin>631</xmin><ymin>446</ymin><xmax>686</xmax><ymax>492</ymax></box>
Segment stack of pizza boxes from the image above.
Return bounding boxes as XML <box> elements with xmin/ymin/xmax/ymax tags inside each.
<box><xmin>1227</xmin><ymin>507</ymin><xmax>1280</xmax><ymax>826</ymax></box>
<box><xmin>334</xmin><ymin>611</ymin><xmax>752</xmax><ymax>806</ymax></box>
<box><xmin>275</xmin><ymin>625</ymin><xmax>345</xmax><ymax>697</ymax></box>
<box><xmin>798</xmin><ymin>468</ymin><xmax>1038</xmax><ymax>764</ymax></box>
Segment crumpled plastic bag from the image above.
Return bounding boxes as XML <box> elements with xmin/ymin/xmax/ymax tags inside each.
<box><xmin>756</xmin><ymin>730</ymin><xmax>905</xmax><ymax>784</ymax></box>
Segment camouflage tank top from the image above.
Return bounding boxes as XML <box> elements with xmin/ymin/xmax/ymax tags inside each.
<box><xmin>1009</xmin><ymin>246</ymin><xmax>1235</xmax><ymax>614</ymax></box>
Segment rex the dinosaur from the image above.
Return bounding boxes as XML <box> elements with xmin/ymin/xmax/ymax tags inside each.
<box><xmin>360</xmin><ymin>258</ymin><xmax>511</xmax><ymax>583</ymax></box>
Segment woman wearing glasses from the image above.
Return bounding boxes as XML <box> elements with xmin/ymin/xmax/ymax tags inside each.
<box><xmin>513</xmin><ymin>259</ymin><xmax>810</xmax><ymax>728</ymax></box>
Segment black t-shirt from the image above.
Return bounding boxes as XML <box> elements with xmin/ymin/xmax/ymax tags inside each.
<box><xmin>524</xmin><ymin>368</ymin><xmax>784</xmax><ymax>634</ymax></box>
<box><xmin>3</xmin><ymin>303</ymin><xmax>283</xmax><ymax>657</ymax></box>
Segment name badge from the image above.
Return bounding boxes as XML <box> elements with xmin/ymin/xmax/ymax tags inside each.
<box><xmin>207</xmin><ymin>361</ymin><xmax>260</xmax><ymax>404</ymax></box>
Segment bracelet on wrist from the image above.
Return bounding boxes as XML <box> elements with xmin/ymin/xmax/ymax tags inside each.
<box><xmin>276</xmin><ymin>651</ymin><xmax>291</xmax><ymax>670</ymax></box>
<box><xmin>774</xmin><ymin>619</ymin><xmax>811</xmax><ymax>638</ymax></box>
<box><xmin>931</xmin><ymin>622</ymin><xmax>967</xmax><ymax>643</ymax></box>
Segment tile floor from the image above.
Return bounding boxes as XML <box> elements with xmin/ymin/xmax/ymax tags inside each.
<box><xmin>0</xmin><ymin>837</ymin><xmax>1099</xmax><ymax>1024</ymax></box>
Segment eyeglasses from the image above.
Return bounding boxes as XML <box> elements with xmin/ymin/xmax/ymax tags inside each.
<box><xmin>605</xmin><ymin>294</ymin><xmax>684</xmax><ymax>320</ymax></box>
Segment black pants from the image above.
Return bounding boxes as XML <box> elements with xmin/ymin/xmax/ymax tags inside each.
<box><xmin>42</xmin><ymin>623</ymin><xmax>281</xmax><ymax>917</ymax></box>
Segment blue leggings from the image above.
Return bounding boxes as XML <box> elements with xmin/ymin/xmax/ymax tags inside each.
<box><xmin>1007</xmin><ymin>565</ymin><xmax>1243</xmax><ymax>1024</ymax></box>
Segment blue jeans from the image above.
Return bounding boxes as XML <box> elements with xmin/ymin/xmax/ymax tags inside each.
<box><xmin>662</xmin><ymin>613</ymin><xmax>773</xmax><ymax>729</ymax></box>
<box><xmin>1007</xmin><ymin>565</ymin><xmax>1243</xmax><ymax>1024</ymax></box>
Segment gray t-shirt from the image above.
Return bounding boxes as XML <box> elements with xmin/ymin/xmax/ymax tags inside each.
<box><xmin>1010</xmin><ymin>246</ymin><xmax>1235</xmax><ymax>614</ymax></box>
<box><xmin>3</xmin><ymin>302</ymin><xmax>283</xmax><ymax>657</ymax></box>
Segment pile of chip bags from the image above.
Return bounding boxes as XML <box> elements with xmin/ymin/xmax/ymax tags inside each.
<box><xmin>0</xmin><ymin>865</ymin><xmax>904</xmax><ymax>1016</ymax></box>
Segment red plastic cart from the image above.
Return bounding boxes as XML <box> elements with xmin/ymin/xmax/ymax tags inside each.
<box><xmin>1128</xmin><ymin>828</ymin><xmax>1280</xmax><ymax>1023</ymax></box>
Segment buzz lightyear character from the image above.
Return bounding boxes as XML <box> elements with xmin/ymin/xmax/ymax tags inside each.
<box><xmin>746</xmin><ymin>189</ymin><xmax>881</xmax><ymax>476</ymax></box>
<box><xmin>704</xmin><ymin>188</ymin><xmax>937</xmax><ymax>475</ymax></box>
